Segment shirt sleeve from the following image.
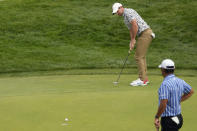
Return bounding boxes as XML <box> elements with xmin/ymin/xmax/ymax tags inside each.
<box><xmin>183</xmin><ymin>80</ymin><xmax>192</xmax><ymax>94</ymax></box>
<box><xmin>126</xmin><ymin>13</ymin><xmax>135</xmax><ymax>23</ymax></box>
<box><xmin>159</xmin><ymin>83</ymin><xmax>169</xmax><ymax>100</ymax></box>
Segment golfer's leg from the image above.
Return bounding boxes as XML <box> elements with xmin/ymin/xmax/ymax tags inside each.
<box><xmin>135</xmin><ymin>41</ymin><xmax>147</xmax><ymax>81</ymax></box>
<box><xmin>144</xmin><ymin>56</ymin><xmax>147</xmax><ymax>75</ymax></box>
<box><xmin>135</xmin><ymin>29</ymin><xmax>152</xmax><ymax>81</ymax></box>
<box><xmin>135</xmin><ymin>52</ymin><xmax>145</xmax><ymax>80</ymax></box>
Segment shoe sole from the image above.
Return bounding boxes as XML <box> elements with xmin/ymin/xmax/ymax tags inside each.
<box><xmin>130</xmin><ymin>82</ymin><xmax>149</xmax><ymax>86</ymax></box>
<box><xmin>129</xmin><ymin>81</ymin><xmax>149</xmax><ymax>86</ymax></box>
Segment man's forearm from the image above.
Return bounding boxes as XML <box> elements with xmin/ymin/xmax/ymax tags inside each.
<box><xmin>130</xmin><ymin>19</ymin><xmax>138</xmax><ymax>40</ymax></box>
<box><xmin>155</xmin><ymin>104</ymin><xmax>166</xmax><ymax>118</ymax></box>
<box><xmin>155</xmin><ymin>99</ymin><xmax>168</xmax><ymax>118</ymax></box>
<box><xmin>130</xmin><ymin>28</ymin><xmax>136</xmax><ymax>40</ymax></box>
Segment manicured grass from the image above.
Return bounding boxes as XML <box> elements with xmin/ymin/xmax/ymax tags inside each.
<box><xmin>0</xmin><ymin>0</ymin><xmax>196</xmax><ymax>130</ymax></box>
<box><xmin>0</xmin><ymin>70</ymin><xmax>196</xmax><ymax>131</ymax></box>
<box><xmin>0</xmin><ymin>0</ymin><xmax>196</xmax><ymax>73</ymax></box>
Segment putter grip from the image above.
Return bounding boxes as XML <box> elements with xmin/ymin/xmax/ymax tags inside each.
<box><xmin>128</xmin><ymin>50</ymin><xmax>131</xmax><ymax>54</ymax></box>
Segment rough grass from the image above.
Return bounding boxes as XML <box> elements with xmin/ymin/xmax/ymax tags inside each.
<box><xmin>0</xmin><ymin>0</ymin><xmax>196</xmax><ymax>73</ymax></box>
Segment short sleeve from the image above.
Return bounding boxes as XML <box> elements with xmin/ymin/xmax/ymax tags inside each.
<box><xmin>183</xmin><ymin>80</ymin><xmax>192</xmax><ymax>94</ymax></box>
<box><xmin>159</xmin><ymin>83</ymin><xmax>169</xmax><ymax>100</ymax></box>
<box><xmin>126</xmin><ymin>13</ymin><xmax>135</xmax><ymax>23</ymax></box>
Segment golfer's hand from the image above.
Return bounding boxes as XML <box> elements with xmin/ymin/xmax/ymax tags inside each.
<box><xmin>154</xmin><ymin>118</ymin><xmax>160</xmax><ymax>129</ymax></box>
<box><xmin>129</xmin><ymin>39</ymin><xmax>136</xmax><ymax>51</ymax></box>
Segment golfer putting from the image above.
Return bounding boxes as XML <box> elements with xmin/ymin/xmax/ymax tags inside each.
<box><xmin>112</xmin><ymin>3</ymin><xmax>155</xmax><ymax>86</ymax></box>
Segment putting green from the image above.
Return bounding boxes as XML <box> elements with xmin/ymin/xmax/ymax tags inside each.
<box><xmin>0</xmin><ymin>72</ymin><xmax>196</xmax><ymax>131</ymax></box>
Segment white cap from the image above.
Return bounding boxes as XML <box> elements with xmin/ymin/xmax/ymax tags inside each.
<box><xmin>158</xmin><ymin>59</ymin><xmax>175</xmax><ymax>69</ymax></box>
<box><xmin>112</xmin><ymin>3</ymin><xmax>122</xmax><ymax>14</ymax></box>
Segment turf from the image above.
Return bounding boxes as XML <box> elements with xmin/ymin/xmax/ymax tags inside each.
<box><xmin>0</xmin><ymin>70</ymin><xmax>196</xmax><ymax>131</ymax></box>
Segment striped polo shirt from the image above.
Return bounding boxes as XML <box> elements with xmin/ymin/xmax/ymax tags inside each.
<box><xmin>158</xmin><ymin>74</ymin><xmax>192</xmax><ymax>117</ymax></box>
<box><xmin>123</xmin><ymin>8</ymin><xmax>150</xmax><ymax>36</ymax></box>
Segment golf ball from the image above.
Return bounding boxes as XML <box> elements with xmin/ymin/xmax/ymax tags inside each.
<box><xmin>65</xmin><ymin>118</ymin><xmax>69</xmax><ymax>121</ymax></box>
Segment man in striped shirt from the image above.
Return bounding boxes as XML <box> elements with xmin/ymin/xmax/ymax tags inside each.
<box><xmin>154</xmin><ymin>59</ymin><xmax>194</xmax><ymax>131</ymax></box>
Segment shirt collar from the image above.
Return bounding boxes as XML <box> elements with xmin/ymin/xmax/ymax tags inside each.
<box><xmin>122</xmin><ymin>8</ymin><xmax>127</xmax><ymax>17</ymax></box>
<box><xmin>164</xmin><ymin>74</ymin><xmax>175</xmax><ymax>81</ymax></box>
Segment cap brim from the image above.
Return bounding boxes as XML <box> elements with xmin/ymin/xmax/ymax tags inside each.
<box><xmin>158</xmin><ymin>65</ymin><xmax>162</xmax><ymax>68</ymax></box>
<box><xmin>112</xmin><ymin>9</ymin><xmax>118</xmax><ymax>14</ymax></box>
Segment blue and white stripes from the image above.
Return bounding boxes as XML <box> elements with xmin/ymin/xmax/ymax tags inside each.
<box><xmin>158</xmin><ymin>74</ymin><xmax>192</xmax><ymax>117</ymax></box>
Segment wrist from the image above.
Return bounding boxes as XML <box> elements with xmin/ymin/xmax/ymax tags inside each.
<box><xmin>155</xmin><ymin>115</ymin><xmax>159</xmax><ymax>119</ymax></box>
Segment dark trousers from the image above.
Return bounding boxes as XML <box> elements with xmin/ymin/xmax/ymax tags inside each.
<box><xmin>161</xmin><ymin>114</ymin><xmax>183</xmax><ymax>131</ymax></box>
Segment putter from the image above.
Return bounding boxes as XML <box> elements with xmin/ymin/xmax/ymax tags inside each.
<box><xmin>113</xmin><ymin>50</ymin><xmax>131</xmax><ymax>86</ymax></box>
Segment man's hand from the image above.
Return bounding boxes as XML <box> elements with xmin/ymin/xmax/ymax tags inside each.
<box><xmin>154</xmin><ymin>118</ymin><xmax>160</xmax><ymax>130</ymax></box>
<box><xmin>154</xmin><ymin>99</ymin><xmax>167</xmax><ymax>130</ymax></box>
<box><xmin>129</xmin><ymin>39</ymin><xmax>136</xmax><ymax>51</ymax></box>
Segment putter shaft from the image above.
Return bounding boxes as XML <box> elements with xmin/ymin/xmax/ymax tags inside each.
<box><xmin>115</xmin><ymin>51</ymin><xmax>130</xmax><ymax>83</ymax></box>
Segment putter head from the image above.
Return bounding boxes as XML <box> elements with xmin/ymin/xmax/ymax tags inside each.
<box><xmin>113</xmin><ymin>81</ymin><xmax>119</xmax><ymax>85</ymax></box>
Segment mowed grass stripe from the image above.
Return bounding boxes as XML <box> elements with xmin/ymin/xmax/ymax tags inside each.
<box><xmin>0</xmin><ymin>74</ymin><xmax>196</xmax><ymax>131</ymax></box>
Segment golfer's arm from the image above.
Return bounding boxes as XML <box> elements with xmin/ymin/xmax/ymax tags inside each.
<box><xmin>129</xmin><ymin>19</ymin><xmax>138</xmax><ymax>41</ymax></box>
<box><xmin>155</xmin><ymin>99</ymin><xmax>168</xmax><ymax>118</ymax></box>
<box><xmin>181</xmin><ymin>88</ymin><xmax>194</xmax><ymax>102</ymax></box>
